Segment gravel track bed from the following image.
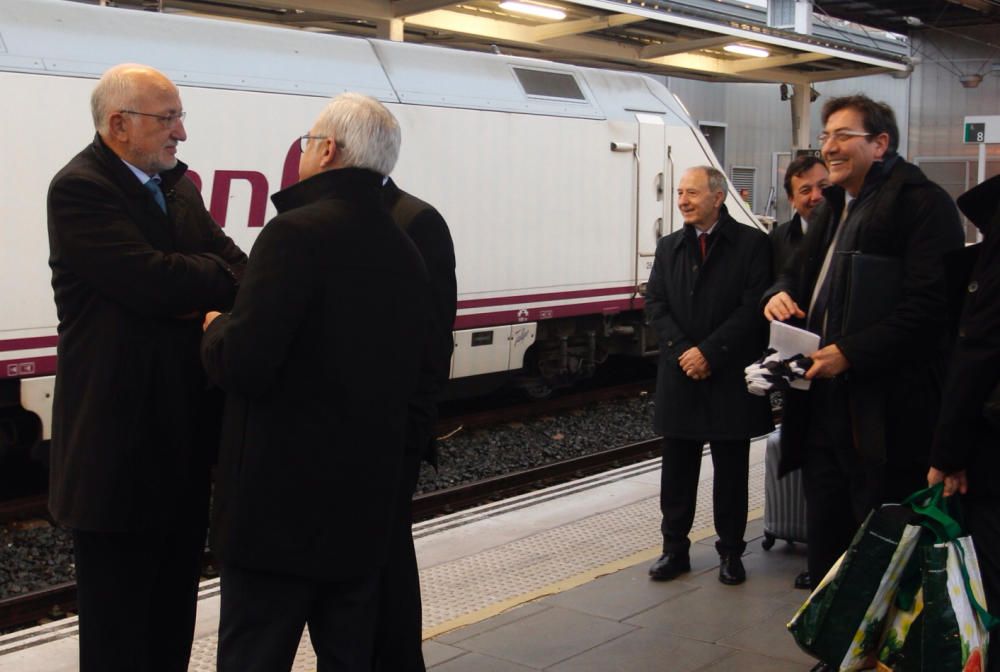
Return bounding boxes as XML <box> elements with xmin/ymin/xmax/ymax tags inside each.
<box><xmin>0</xmin><ymin>393</ymin><xmax>657</xmax><ymax>605</ymax></box>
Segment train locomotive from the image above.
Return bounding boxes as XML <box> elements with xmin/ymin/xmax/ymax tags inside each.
<box><xmin>0</xmin><ymin>0</ymin><xmax>760</xmax><ymax>463</ymax></box>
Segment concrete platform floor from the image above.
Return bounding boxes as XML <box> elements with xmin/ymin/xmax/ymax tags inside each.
<box><xmin>422</xmin><ymin>517</ymin><xmax>818</xmax><ymax>671</ymax></box>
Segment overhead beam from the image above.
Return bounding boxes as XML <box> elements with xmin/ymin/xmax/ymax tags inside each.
<box><xmin>391</xmin><ymin>0</ymin><xmax>458</xmax><ymax>18</ymax></box>
<box><xmin>717</xmin><ymin>51</ymin><xmax>830</xmax><ymax>74</ymax></box>
<box><xmin>640</xmin><ymin>35</ymin><xmax>734</xmax><ymax>59</ymax></box>
<box><xmin>530</xmin><ymin>13</ymin><xmax>644</xmax><ymax>41</ymax></box>
<box><xmin>804</xmin><ymin>66</ymin><xmax>894</xmax><ymax>82</ymax></box>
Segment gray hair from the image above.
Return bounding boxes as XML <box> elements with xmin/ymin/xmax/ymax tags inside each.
<box><xmin>91</xmin><ymin>63</ymin><xmax>149</xmax><ymax>135</ymax></box>
<box><xmin>313</xmin><ymin>93</ymin><xmax>401</xmax><ymax>176</ymax></box>
<box><xmin>689</xmin><ymin>165</ymin><xmax>727</xmax><ymax>195</ymax></box>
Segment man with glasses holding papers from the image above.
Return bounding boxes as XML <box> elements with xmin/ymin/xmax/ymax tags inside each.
<box><xmin>762</xmin><ymin>97</ymin><xmax>963</xmax><ymax>659</ymax></box>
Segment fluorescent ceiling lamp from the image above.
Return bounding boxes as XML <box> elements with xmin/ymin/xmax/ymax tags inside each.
<box><xmin>724</xmin><ymin>44</ymin><xmax>770</xmax><ymax>58</ymax></box>
<box><xmin>499</xmin><ymin>1</ymin><xmax>566</xmax><ymax>20</ymax></box>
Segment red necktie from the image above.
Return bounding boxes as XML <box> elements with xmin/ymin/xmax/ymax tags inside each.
<box><xmin>699</xmin><ymin>233</ymin><xmax>707</xmax><ymax>261</ymax></box>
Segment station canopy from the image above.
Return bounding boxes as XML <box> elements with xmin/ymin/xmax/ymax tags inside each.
<box><xmin>122</xmin><ymin>0</ymin><xmax>919</xmax><ymax>84</ymax></box>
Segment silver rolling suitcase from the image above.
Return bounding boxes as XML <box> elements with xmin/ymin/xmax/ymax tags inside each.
<box><xmin>761</xmin><ymin>429</ymin><xmax>808</xmax><ymax>549</ymax></box>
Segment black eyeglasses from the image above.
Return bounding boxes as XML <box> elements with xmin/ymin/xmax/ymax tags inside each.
<box><xmin>120</xmin><ymin>109</ymin><xmax>186</xmax><ymax>127</ymax></box>
<box><xmin>299</xmin><ymin>134</ymin><xmax>328</xmax><ymax>153</ymax></box>
<box><xmin>817</xmin><ymin>130</ymin><xmax>872</xmax><ymax>145</ymax></box>
<box><xmin>299</xmin><ymin>135</ymin><xmax>346</xmax><ymax>153</ymax></box>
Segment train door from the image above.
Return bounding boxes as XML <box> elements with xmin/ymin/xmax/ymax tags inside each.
<box><xmin>634</xmin><ymin>113</ymin><xmax>670</xmax><ymax>288</ymax></box>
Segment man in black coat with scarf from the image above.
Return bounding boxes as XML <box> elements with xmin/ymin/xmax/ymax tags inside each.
<box><xmin>771</xmin><ymin>155</ymin><xmax>829</xmax><ymax>278</ymax></box>
<box><xmin>46</xmin><ymin>63</ymin><xmax>246</xmax><ymax>672</ymax></box>
<box><xmin>646</xmin><ymin>165</ymin><xmax>773</xmax><ymax>586</ymax></box>
<box><xmin>929</xmin><ymin>174</ymin><xmax>1000</xmax><ymax>671</ymax></box>
<box><xmin>372</xmin><ymin>179</ymin><xmax>457</xmax><ymax>672</ymax></box>
<box><xmin>763</xmin><ymin>96</ymin><xmax>964</xmax><ymax>637</ymax></box>
<box><xmin>201</xmin><ymin>92</ymin><xmax>431</xmax><ymax>672</ymax></box>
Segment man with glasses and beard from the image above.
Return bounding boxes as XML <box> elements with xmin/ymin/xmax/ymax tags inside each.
<box><xmin>762</xmin><ymin>95</ymin><xmax>963</xmax><ymax>670</ymax></box>
<box><xmin>46</xmin><ymin>63</ymin><xmax>246</xmax><ymax>672</ymax></box>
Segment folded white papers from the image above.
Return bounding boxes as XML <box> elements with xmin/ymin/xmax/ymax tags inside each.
<box><xmin>769</xmin><ymin>321</ymin><xmax>820</xmax><ymax>390</ymax></box>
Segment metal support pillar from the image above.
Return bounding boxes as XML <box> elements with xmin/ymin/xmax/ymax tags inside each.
<box><xmin>790</xmin><ymin>82</ymin><xmax>812</xmax><ymax>152</ymax></box>
<box><xmin>375</xmin><ymin>18</ymin><xmax>405</xmax><ymax>41</ymax></box>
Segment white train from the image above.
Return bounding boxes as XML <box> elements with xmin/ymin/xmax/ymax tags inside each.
<box><xmin>0</xmin><ymin>0</ymin><xmax>760</xmax><ymax>459</ymax></box>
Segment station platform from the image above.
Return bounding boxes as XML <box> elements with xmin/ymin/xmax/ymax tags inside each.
<box><xmin>0</xmin><ymin>436</ymin><xmax>820</xmax><ymax>671</ymax></box>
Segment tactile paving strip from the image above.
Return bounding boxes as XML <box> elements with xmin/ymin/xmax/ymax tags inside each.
<box><xmin>187</xmin><ymin>458</ymin><xmax>766</xmax><ymax>671</ymax></box>
<box><xmin>419</xmin><ymin>460</ymin><xmax>765</xmax><ymax>630</ymax></box>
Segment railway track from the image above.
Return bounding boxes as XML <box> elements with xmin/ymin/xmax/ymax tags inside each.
<box><xmin>0</xmin><ymin>438</ymin><xmax>661</xmax><ymax>633</ymax></box>
<box><xmin>0</xmin><ymin>379</ymin><xmax>658</xmax><ymax>632</ymax></box>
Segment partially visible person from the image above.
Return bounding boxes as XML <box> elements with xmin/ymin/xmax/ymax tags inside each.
<box><xmin>771</xmin><ymin>156</ymin><xmax>829</xmax><ymax>277</ymax></box>
<box><xmin>762</xmin><ymin>95</ymin><xmax>964</xmax><ymax>664</ymax></box>
<box><xmin>928</xmin><ymin>174</ymin><xmax>1000</xmax><ymax>672</ymax></box>
<box><xmin>46</xmin><ymin>63</ymin><xmax>246</xmax><ymax>672</ymax></box>
<box><xmin>201</xmin><ymin>93</ymin><xmax>430</xmax><ymax>672</ymax></box>
<box><xmin>646</xmin><ymin>166</ymin><xmax>773</xmax><ymax>587</ymax></box>
<box><xmin>372</xmin><ymin>179</ymin><xmax>457</xmax><ymax>672</ymax></box>
<box><xmin>769</xmin><ymin>154</ymin><xmax>829</xmax><ymax>591</ymax></box>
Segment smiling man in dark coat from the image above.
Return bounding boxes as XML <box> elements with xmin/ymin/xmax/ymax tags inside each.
<box><xmin>763</xmin><ymin>96</ymin><xmax>964</xmax><ymax>628</ymax></box>
<box><xmin>47</xmin><ymin>63</ymin><xmax>246</xmax><ymax>672</ymax></box>
<box><xmin>201</xmin><ymin>93</ymin><xmax>430</xmax><ymax>672</ymax></box>
<box><xmin>645</xmin><ymin>165</ymin><xmax>772</xmax><ymax>586</ymax></box>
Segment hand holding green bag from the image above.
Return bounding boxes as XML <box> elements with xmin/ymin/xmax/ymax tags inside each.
<box><xmin>787</xmin><ymin>484</ymin><xmax>993</xmax><ymax>671</ymax></box>
<box><xmin>876</xmin><ymin>490</ymin><xmax>997</xmax><ymax>672</ymax></box>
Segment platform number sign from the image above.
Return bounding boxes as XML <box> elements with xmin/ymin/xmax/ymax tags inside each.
<box><xmin>965</xmin><ymin>122</ymin><xmax>986</xmax><ymax>143</ymax></box>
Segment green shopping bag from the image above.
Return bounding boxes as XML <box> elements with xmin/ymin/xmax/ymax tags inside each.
<box><xmin>876</xmin><ymin>494</ymin><xmax>997</xmax><ymax>671</ymax></box>
<box><xmin>787</xmin><ymin>502</ymin><xmax>924</xmax><ymax>670</ymax></box>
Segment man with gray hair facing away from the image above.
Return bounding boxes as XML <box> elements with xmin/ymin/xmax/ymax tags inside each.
<box><xmin>201</xmin><ymin>93</ymin><xmax>430</xmax><ymax>671</ymax></box>
<box><xmin>645</xmin><ymin>166</ymin><xmax>772</xmax><ymax>586</ymax></box>
<box><xmin>47</xmin><ymin>63</ymin><xmax>246</xmax><ymax>672</ymax></box>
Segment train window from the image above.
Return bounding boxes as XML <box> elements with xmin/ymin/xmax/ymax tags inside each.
<box><xmin>471</xmin><ymin>331</ymin><xmax>494</xmax><ymax>347</ymax></box>
<box><xmin>512</xmin><ymin>68</ymin><xmax>586</xmax><ymax>101</ymax></box>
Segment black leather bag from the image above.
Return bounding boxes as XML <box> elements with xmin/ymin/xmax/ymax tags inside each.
<box><xmin>840</xmin><ymin>252</ymin><xmax>903</xmax><ymax>335</ymax></box>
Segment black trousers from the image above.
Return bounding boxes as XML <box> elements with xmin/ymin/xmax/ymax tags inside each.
<box><xmin>71</xmin><ymin>483</ymin><xmax>208</xmax><ymax>672</ymax></box>
<box><xmin>372</xmin><ymin>452</ymin><xmax>426</xmax><ymax>672</ymax></box>
<box><xmin>217</xmin><ymin>564</ymin><xmax>380</xmax><ymax>672</ymax></box>
<box><xmin>660</xmin><ymin>437</ymin><xmax>750</xmax><ymax>557</ymax></box>
<box><xmin>801</xmin><ymin>380</ymin><xmax>929</xmax><ymax>583</ymax></box>
<box><xmin>965</xmin><ymin>496</ymin><xmax>1000</xmax><ymax>672</ymax></box>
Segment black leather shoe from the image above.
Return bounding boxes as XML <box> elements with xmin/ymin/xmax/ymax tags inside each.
<box><xmin>718</xmin><ymin>554</ymin><xmax>746</xmax><ymax>585</ymax></box>
<box><xmin>794</xmin><ymin>571</ymin><xmax>813</xmax><ymax>590</ymax></box>
<box><xmin>648</xmin><ymin>553</ymin><xmax>690</xmax><ymax>581</ymax></box>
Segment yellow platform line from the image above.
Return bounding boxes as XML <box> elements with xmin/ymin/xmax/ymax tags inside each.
<box><xmin>422</xmin><ymin>505</ymin><xmax>766</xmax><ymax>640</ymax></box>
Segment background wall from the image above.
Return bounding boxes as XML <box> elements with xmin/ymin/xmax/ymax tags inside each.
<box><xmin>654</xmin><ymin>25</ymin><xmax>998</xmax><ymax>230</ymax></box>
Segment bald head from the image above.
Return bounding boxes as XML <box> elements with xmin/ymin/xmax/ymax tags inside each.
<box><xmin>92</xmin><ymin>64</ymin><xmax>176</xmax><ymax>135</ymax></box>
<box><xmin>92</xmin><ymin>64</ymin><xmax>187</xmax><ymax>175</ymax></box>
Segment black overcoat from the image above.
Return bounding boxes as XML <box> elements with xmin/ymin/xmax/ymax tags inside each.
<box><xmin>201</xmin><ymin>168</ymin><xmax>431</xmax><ymax>581</ymax></box>
<box><xmin>646</xmin><ymin>206</ymin><xmax>773</xmax><ymax>440</ymax></box>
<box><xmin>383</xmin><ymin>178</ymin><xmax>457</xmax><ymax>464</ymax></box>
<box><xmin>770</xmin><ymin>213</ymin><xmax>805</xmax><ymax>279</ymax></box>
<box><xmin>931</xmin><ymin>174</ymin><xmax>1000</xmax><ymax>497</ymax></box>
<box><xmin>765</xmin><ymin>157</ymin><xmax>965</xmax><ymax>476</ymax></box>
<box><xmin>46</xmin><ymin>134</ymin><xmax>246</xmax><ymax>531</ymax></box>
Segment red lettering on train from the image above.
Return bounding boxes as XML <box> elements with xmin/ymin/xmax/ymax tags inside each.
<box><xmin>209</xmin><ymin>171</ymin><xmax>269</xmax><ymax>228</ymax></box>
<box><xmin>281</xmin><ymin>139</ymin><xmax>301</xmax><ymax>190</ymax></box>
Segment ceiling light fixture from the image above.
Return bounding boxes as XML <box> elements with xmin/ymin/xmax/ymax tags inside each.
<box><xmin>959</xmin><ymin>74</ymin><xmax>983</xmax><ymax>88</ymax></box>
<box><xmin>723</xmin><ymin>43</ymin><xmax>770</xmax><ymax>58</ymax></box>
<box><xmin>499</xmin><ymin>1</ymin><xmax>566</xmax><ymax>20</ymax></box>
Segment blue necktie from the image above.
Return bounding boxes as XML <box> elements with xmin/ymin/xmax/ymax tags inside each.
<box><xmin>144</xmin><ymin>178</ymin><xmax>167</xmax><ymax>213</ymax></box>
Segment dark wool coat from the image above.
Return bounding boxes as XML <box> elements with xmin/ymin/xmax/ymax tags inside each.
<box><xmin>46</xmin><ymin>134</ymin><xmax>246</xmax><ymax>531</ymax></box>
<box><xmin>931</xmin><ymin>174</ymin><xmax>1000</xmax><ymax>497</ymax></box>
<box><xmin>383</xmin><ymin>178</ymin><xmax>457</xmax><ymax>464</ymax></box>
<box><xmin>770</xmin><ymin>213</ymin><xmax>806</xmax><ymax>279</ymax></box>
<box><xmin>646</xmin><ymin>206</ymin><xmax>773</xmax><ymax>441</ymax></box>
<box><xmin>765</xmin><ymin>157</ymin><xmax>965</xmax><ymax>476</ymax></box>
<box><xmin>202</xmin><ymin>168</ymin><xmax>431</xmax><ymax>581</ymax></box>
